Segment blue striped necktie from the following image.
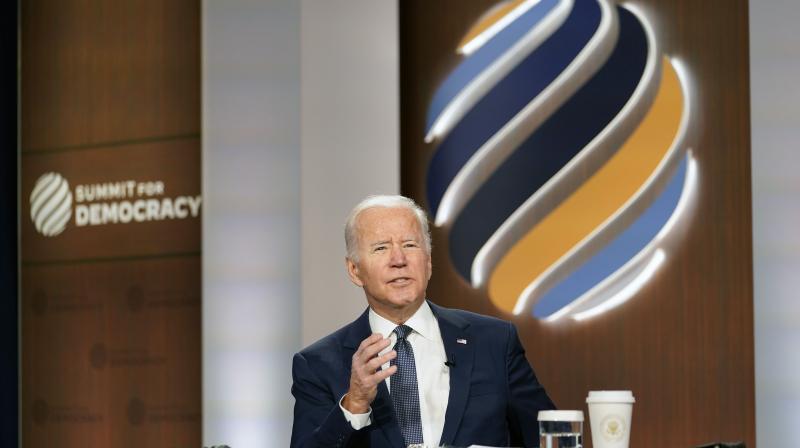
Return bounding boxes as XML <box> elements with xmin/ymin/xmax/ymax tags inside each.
<box><xmin>390</xmin><ymin>324</ymin><xmax>424</xmax><ymax>446</ymax></box>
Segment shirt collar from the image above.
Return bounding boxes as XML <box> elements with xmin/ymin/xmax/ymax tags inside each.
<box><xmin>368</xmin><ymin>300</ymin><xmax>437</xmax><ymax>341</ymax></box>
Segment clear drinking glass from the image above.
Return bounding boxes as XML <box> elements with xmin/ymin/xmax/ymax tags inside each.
<box><xmin>538</xmin><ymin>410</ymin><xmax>584</xmax><ymax>448</ymax></box>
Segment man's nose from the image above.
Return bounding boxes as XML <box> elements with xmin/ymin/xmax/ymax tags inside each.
<box><xmin>389</xmin><ymin>245</ymin><xmax>407</xmax><ymax>266</ymax></box>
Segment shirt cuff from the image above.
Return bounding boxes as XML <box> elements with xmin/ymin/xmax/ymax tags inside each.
<box><xmin>339</xmin><ymin>394</ymin><xmax>372</xmax><ymax>430</ymax></box>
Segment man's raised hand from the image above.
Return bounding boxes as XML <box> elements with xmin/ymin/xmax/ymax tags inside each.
<box><xmin>342</xmin><ymin>333</ymin><xmax>397</xmax><ymax>414</ymax></box>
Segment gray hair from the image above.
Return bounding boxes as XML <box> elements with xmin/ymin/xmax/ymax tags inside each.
<box><xmin>344</xmin><ymin>195</ymin><xmax>431</xmax><ymax>262</ymax></box>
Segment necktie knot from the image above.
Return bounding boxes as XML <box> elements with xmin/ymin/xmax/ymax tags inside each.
<box><xmin>393</xmin><ymin>324</ymin><xmax>413</xmax><ymax>341</ymax></box>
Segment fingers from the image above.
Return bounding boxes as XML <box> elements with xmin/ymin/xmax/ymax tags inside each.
<box><xmin>346</xmin><ymin>335</ymin><xmax>399</xmax><ymax>409</ymax></box>
<box><xmin>357</xmin><ymin>333</ymin><xmax>383</xmax><ymax>352</ymax></box>
<box><xmin>354</xmin><ymin>333</ymin><xmax>395</xmax><ymax>376</ymax></box>
<box><xmin>374</xmin><ymin>364</ymin><xmax>397</xmax><ymax>382</ymax></box>
<box><xmin>365</xmin><ymin>349</ymin><xmax>396</xmax><ymax>372</ymax></box>
<box><xmin>351</xmin><ymin>334</ymin><xmax>396</xmax><ymax>383</ymax></box>
<box><xmin>356</xmin><ymin>334</ymin><xmax>392</xmax><ymax>361</ymax></box>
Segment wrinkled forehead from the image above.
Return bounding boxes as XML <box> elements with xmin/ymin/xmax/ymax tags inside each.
<box><xmin>355</xmin><ymin>207</ymin><xmax>422</xmax><ymax>242</ymax></box>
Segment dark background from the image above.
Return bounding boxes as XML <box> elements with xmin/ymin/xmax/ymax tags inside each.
<box><xmin>1</xmin><ymin>1</ymin><xmax>19</xmax><ymax>446</ymax></box>
<box><xmin>400</xmin><ymin>1</ymin><xmax>754</xmax><ymax>447</ymax></box>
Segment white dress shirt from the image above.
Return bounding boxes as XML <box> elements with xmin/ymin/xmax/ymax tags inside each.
<box><xmin>340</xmin><ymin>301</ymin><xmax>450</xmax><ymax>446</ymax></box>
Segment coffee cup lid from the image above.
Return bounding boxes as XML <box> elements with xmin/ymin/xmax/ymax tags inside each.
<box><xmin>585</xmin><ymin>390</ymin><xmax>635</xmax><ymax>403</ymax></box>
<box><xmin>537</xmin><ymin>410</ymin><xmax>584</xmax><ymax>422</ymax></box>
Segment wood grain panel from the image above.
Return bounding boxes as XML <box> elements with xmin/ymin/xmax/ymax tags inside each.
<box><xmin>21</xmin><ymin>0</ymin><xmax>200</xmax><ymax>151</ymax></box>
<box><xmin>22</xmin><ymin>258</ymin><xmax>201</xmax><ymax>448</ymax></box>
<box><xmin>400</xmin><ymin>1</ymin><xmax>754</xmax><ymax>447</ymax></box>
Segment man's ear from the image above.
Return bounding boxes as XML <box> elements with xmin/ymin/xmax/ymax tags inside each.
<box><xmin>427</xmin><ymin>256</ymin><xmax>432</xmax><ymax>281</ymax></box>
<box><xmin>346</xmin><ymin>257</ymin><xmax>365</xmax><ymax>287</ymax></box>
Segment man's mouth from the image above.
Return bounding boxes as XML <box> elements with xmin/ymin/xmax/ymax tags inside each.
<box><xmin>388</xmin><ymin>277</ymin><xmax>412</xmax><ymax>285</ymax></box>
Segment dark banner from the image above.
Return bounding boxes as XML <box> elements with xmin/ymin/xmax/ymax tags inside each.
<box><xmin>21</xmin><ymin>1</ymin><xmax>201</xmax><ymax>447</ymax></box>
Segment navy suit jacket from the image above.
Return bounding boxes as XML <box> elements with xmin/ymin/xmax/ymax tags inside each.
<box><xmin>290</xmin><ymin>301</ymin><xmax>555</xmax><ymax>447</ymax></box>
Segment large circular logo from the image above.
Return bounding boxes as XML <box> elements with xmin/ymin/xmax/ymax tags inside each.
<box><xmin>30</xmin><ymin>172</ymin><xmax>73</xmax><ymax>237</ymax></box>
<box><xmin>424</xmin><ymin>0</ymin><xmax>695</xmax><ymax>322</ymax></box>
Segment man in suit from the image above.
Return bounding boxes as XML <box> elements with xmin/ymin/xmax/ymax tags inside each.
<box><xmin>291</xmin><ymin>195</ymin><xmax>555</xmax><ymax>447</ymax></box>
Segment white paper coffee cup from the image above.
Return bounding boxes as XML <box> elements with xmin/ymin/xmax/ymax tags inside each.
<box><xmin>586</xmin><ymin>390</ymin><xmax>635</xmax><ymax>448</ymax></box>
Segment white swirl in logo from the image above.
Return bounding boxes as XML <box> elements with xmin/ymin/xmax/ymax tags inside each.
<box><xmin>30</xmin><ymin>172</ymin><xmax>73</xmax><ymax>237</ymax></box>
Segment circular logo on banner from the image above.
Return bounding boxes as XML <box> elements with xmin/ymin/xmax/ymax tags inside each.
<box><xmin>89</xmin><ymin>343</ymin><xmax>108</xmax><ymax>370</ymax></box>
<box><xmin>32</xmin><ymin>399</ymin><xmax>49</xmax><ymax>425</ymax></box>
<box><xmin>30</xmin><ymin>172</ymin><xmax>73</xmax><ymax>237</ymax></box>
<box><xmin>127</xmin><ymin>398</ymin><xmax>146</xmax><ymax>425</ymax></box>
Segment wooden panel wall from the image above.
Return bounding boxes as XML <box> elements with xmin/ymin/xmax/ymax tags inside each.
<box><xmin>400</xmin><ymin>1</ymin><xmax>754</xmax><ymax>447</ymax></box>
<box><xmin>20</xmin><ymin>1</ymin><xmax>201</xmax><ymax>447</ymax></box>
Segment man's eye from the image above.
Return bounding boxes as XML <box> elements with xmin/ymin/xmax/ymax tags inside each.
<box><xmin>404</xmin><ymin>243</ymin><xmax>418</xmax><ymax>248</ymax></box>
<box><xmin>374</xmin><ymin>246</ymin><xmax>387</xmax><ymax>252</ymax></box>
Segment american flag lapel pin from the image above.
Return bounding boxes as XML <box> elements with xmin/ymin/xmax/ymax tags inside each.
<box><xmin>456</xmin><ymin>338</ymin><xmax>467</xmax><ymax>345</ymax></box>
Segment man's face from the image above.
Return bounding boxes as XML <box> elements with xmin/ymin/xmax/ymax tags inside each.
<box><xmin>346</xmin><ymin>206</ymin><xmax>432</xmax><ymax>319</ymax></box>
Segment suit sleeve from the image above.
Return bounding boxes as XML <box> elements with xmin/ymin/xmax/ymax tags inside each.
<box><xmin>290</xmin><ymin>352</ymin><xmax>357</xmax><ymax>448</ymax></box>
<box><xmin>505</xmin><ymin>322</ymin><xmax>556</xmax><ymax>447</ymax></box>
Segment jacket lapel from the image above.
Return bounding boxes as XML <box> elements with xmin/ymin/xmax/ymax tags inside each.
<box><xmin>431</xmin><ymin>302</ymin><xmax>475</xmax><ymax>446</ymax></box>
<box><xmin>342</xmin><ymin>308</ymin><xmax>405</xmax><ymax>448</ymax></box>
